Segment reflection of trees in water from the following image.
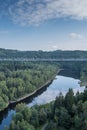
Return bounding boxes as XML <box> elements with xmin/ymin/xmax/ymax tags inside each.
<box><xmin>0</xmin><ymin>108</ymin><xmax>9</xmax><ymax>124</ymax></box>
<box><xmin>58</xmin><ymin>61</ymin><xmax>84</xmax><ymax>79</ymax></box>
<box><xmin>0</xmin><ymin>81</ymin><xmax>52</xmax><ymax>124</ymax></box>
<box><xmin>18</xmin><ymin>81</ymin><xmax>52</xmax><ymax>105</ymax></box>
<box><xmin>1</xmin><ymin>61</ymin><xmax>87</xmax><ymax>125</ymax></box>
<box><xmin>59</xmin><ymin>61</ymin><xmax>87</xmax><ymax>87</ymax></box>
<box><xmin>59</xmin><ymin>69</ymin><xmax>80</xmax><ymax>79</ymax></box>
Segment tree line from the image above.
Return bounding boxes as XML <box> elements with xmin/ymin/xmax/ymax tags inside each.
<box><xmin>1</xmin><ymin>48</ymin><xmax>87</xmax><ymax>59</ymax></box>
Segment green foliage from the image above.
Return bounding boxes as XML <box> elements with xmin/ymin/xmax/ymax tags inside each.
<box><xmin>1</xmin><ymin>48</ymin><xmax>87</xmax><ymax>59</ymax></box>
<box><xmin>9</xmin><ymin>119</ymin><xmax>35</xmax><ymax>130</ymax></box>
<box><xmin>0</xmin><ymin>61</ymin><xmax>59</xmax><ymax>111</ymax></box>
<box><xmin>64</xmin><ymin>88</ymin><xmax>74</xmax><ymax>113</ymax></box>
<box><xmin>0</xmin><ymin>58</ymin><xmax>87</xmax><ymax>129</ymax></box>
<box><xmin>8</xmin><ymin>88</ymin><xmax>87</xmax><ymax>130</ymax></box>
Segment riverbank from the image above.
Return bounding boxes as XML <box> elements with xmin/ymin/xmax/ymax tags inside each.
<box><xmin>0</xmin><ymin>69</ymin><xmax>61</xmax><ymax>112</ymax></box>
<box><xmin>9</xmin><ymin>69</ymin><xmax>60</xmax><ymax>105</ymax></box>
<box><xmin>9</xmin><ymin>80</ymin><xmax>52</xmax><ymax>105</ymax></box>
<box><xmin>0</xmin><ymin>103</ymin><xmax>9</xmax><ymax>112</ymax></box>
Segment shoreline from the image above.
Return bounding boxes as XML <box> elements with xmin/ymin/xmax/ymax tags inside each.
<box><xmin>9</xmin><ymin>77</ymin><xmax>53</xmax><ymax>105</ymax></box>
<box><xmin>0</xmin><ymin>69</ymin><xmax>61</xmax><ymax>112</ymax></box>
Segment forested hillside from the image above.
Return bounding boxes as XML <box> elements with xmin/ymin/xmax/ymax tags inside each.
<box><xmin>0</xmin><ymin>60</ymin><xmax>87</xmax><ymax>112</ymax></box>
<box><xmin>59</xmin><ymin>61</ymin><xmax>87</xmax><ymax>87</ymax></box>
<box><xmin>1</xmin><ymin>48</ymin><xmax>87</xmax><ymax>59</ymax></box>
<box><xmin>0</xmin><ymin>61</ymin><xmax>59</xmax><ymax>111</ymax></box>
<box><xmin>7</xmin><ymin>88</ymin><xmax>87</xmax><ymax>130</ymax></box>
<box><xmin>0</xmin><ymin>60</ymin><xmax>87</xmax><ymax>130</ymax></box>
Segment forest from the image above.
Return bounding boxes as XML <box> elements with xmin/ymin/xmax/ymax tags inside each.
<box><xmin>59</xmin><ymin>61</ymin><xmax>87</xmax><ymax>87</ymax></box>
<box><xmin>0</xmin><ymin>61</ymin><xmax>59</xmax><ymax>111</ymax></box>
<box><xmin>1</xmin><ymin>48</ymin><xmax>87</xmax><ymax>59</ymax></box>
<box><xmin>5</xmin><ymin>88</ymin><xmax>87</xmax><ymax>130</ymax></box>
<box><xmin>0</xmin><ymin>60</ymin><xmax>87</xmax><ymax>111</ymax></box>
<box><xmin>0</xmin><ymin>60</ymin><xmax>87</xmax><ymax>130</ymax></box>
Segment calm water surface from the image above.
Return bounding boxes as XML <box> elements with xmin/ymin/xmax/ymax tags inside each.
<box><xmin>29</xmin><ymin>75</ymin><xmax>85</xmax><ymax>106</ymax></box>
<box><xmin>0</xmin><ymin>75</ymin><xmax>85</xmax><ymax>130</ymax></box>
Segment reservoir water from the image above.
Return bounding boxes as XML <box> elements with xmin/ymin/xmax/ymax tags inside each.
<box><xmin>0</xmin><ymin>75</ymin><xmax>85</xmax><ymax>130</ymax></box>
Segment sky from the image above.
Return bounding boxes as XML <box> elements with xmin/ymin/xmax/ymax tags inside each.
<box><xmin>0</xmin><ymin>0</ymin><xmax>87</xmax><ymax>51</ymax></box>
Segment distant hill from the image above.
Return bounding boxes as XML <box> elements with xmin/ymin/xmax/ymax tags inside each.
<box><xmin>0</xmin><ymin>48</ymin><xmax>87</xmax><ymax>59</ymax></box>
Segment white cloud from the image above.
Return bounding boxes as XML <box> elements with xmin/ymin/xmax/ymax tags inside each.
<box><xmin>47</xmin><ymin>44</ymin><xmax>59</xmax><ymax>50</ymax></box>
<box><xmin>8</xmin><ymin>0</ymin><xmax>87</xmax><ymax>26</ymax></box>
<box><xmin>69</xmin><ymin>33</ymin><xmax>83</xmax><ymax>39</ymax></box>
<box><xmin>51</xmin><ymin>45</ymin><xmax>59</xmax><ymax>50</ymax></box>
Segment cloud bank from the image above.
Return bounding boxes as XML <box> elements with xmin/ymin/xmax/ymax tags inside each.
<box><xmin>1</xmin><ymin>0</ymin><xmax>87</xmax><ymax>26</ymax></box>
<box><xmin>69</xmin><ymin>33</ymin><xmax>83</xmax><ymax>39</ymax></box>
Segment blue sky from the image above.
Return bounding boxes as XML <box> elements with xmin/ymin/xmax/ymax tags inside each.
<box><xmin>0</xmin><ymin>0</ymin><xmax>87</xmax><ymax>51</ymax></box>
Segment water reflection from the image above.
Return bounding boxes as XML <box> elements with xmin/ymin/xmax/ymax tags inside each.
<box><xmin>29</xmin><ymin>76</ymin><xmax>85</xmax><ymax>107</ymax></box>
<box><xmin>0</xmin><ymin>75</ymin><xmax>85</xmax><ymax>129</ymax></box>
<box><xmin>0</xmin><ymin>110</ymin><xmax>15</xmax><ymax>130</ymax></box>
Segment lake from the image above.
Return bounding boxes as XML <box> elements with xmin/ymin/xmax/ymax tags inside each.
<box><xmin>0</xmin><ymin>75</ymin><xmax>85</xmax><ymax>130</ymax></box>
